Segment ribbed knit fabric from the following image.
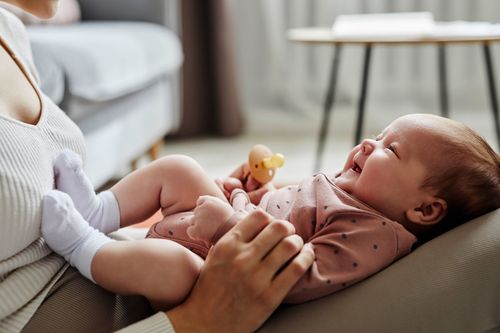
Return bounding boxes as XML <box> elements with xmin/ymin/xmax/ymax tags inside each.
<box><xmin>0</xmin><ymin>8</ymin><xmax>86</xmax><ymax>332</ymax></box>
<box><xmin>116</xmin><ymin>312</ymin><xmax>176</xmax><ymax>333</ymax></box>
<box><xmin>1</xmin><ymin>8</ymin><xmax>177</xmax><ymax>332</ymax></box>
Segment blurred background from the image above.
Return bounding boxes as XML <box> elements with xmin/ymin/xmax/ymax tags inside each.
<box><xmin>170</xmin><ymin>0</ymin><xmax>500</xmax><ymax>184</ymax></box>
<box><xmin>6</xmin><ymin>0</ymin><xmax>499</xmax><ymax>187</ymax></box>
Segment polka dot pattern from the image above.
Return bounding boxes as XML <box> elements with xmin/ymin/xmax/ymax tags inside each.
<box><xmin>145</xmin><ymin>173</ymin><xmax>418</xmax><ymax>304</ymax></box>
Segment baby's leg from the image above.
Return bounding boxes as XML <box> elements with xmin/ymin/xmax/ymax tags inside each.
<box><xmin>92</xmin><ymin>238</ymin><xmax>202</xmax><ymax>310</ymax></box>
<box><xmin>41</xmin><ymin>190</ymin><xmax>202</xmax><ymax>310</ymax></box>
<box><xmin>111</xmin><ymin>155</ymin><xmax>227</xmax><ymax>227</ymax></box>
<box><xmin>55</xmin><ymin>152</ymin><xmax>226</xmax><ymax>230</ymax></box>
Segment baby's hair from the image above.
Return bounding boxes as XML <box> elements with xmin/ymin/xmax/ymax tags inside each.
<box><xmin>420</xmin><ymin>116</ymin><xmax>500</xmax><ymax>240</ymax></box>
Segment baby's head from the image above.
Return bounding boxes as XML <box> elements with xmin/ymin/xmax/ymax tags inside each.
<box><xmin>335</xmin><ymin>113</ymin><xmax>500</xmax><ymax>241</ymax></box>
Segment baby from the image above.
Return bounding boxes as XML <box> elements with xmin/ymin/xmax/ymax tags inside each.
<box><xmin>41</xmin><ymin>114</ymin><xmax>500</xmax><ymax>308</ymax></box>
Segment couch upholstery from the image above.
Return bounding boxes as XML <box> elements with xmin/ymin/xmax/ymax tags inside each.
<box><xmin>28</xmin><ymin>0</ymin><xmax>182</xmax><ymax>188</ymax></box>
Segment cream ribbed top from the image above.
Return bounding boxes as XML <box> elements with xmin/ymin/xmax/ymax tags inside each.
<box><xmin>0</xmin><ymin>8</ymin><xmax>86</xmax><ymax>331</ymax></box>
<box><xmin>0</xmin><ymin>9</ymin><xmax>174</xmax><ymax>332</ymax></box>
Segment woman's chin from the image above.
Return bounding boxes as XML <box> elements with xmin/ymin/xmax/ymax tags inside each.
<box><xmin>37</xmin><ymin>1</ymin><xmax>59</xmax><ymax>19</ymax></box>
<box><xmin>19</xmin><ymin>0</ymin><xmax>60</xmax><ymax>19</ymax></box>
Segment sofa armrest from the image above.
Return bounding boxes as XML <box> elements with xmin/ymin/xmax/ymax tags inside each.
<box><xmin>77</xmin><ymin>0</ymin><xmax>180</xmax><ymax>32</ymax></box>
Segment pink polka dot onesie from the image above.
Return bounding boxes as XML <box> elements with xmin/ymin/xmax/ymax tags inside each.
<box><xmin>147</xmin><ymin>173</ymin><xmax>416</xmax><ymax>303</ymax></box>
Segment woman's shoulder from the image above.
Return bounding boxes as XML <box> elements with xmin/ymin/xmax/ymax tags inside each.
<box><xmin>0</xmin><ymin>6</ymin><xmax>40</xmax><ymax>84</ymax></box>
<box><xmin>0</xmin><ymin>6</ymin><xmax>28</xmax><ymax>42</ymax></box>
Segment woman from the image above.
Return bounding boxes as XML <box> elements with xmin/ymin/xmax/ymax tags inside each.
<box><xmin>0</xmin><ymin>1</ymin><xmax>314</xmax><ymax>332</ymax></box>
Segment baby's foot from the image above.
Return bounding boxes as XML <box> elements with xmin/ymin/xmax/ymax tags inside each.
<box><xmin>54</xmin><ymin>150</ymin><xmax>120</xmax><ymax>233</ymax></box>
<box><xmin>187</xmin><ymin>195</ymin><xmax>234</xmax><ymax>242</ymax></box>
<box><xmin>41</xmin><ymin>190</ymin><xmax>113</xmax><ymax>282</ymax></box>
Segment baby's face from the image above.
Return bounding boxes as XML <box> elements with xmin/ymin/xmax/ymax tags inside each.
<box><xmin>335</xmin><ymin>115</ymin><xmax>439</xmax><ymax>222</ymax></box>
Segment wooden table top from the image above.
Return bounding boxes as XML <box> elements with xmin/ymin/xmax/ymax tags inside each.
<box><xmin>288</xmin><ymin>22</ymin><xmax>500</xmax><ymax>45</ymax></box>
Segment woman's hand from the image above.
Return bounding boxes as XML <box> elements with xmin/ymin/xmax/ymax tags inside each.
<box><xmin>166</xmin><ymin>210</ymin><xmax>315</xmax><ymax>333</ymax></box>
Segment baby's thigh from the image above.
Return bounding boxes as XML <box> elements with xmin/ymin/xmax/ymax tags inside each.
<box><xmin>157</xmin><ymin>155</ymin><xmax>227</xmax><ymax>212</ymax></box>
<box><xmin>147</xmin><ymin>212</ymin><xmax>211</xmax><ymax>258</ymax></box>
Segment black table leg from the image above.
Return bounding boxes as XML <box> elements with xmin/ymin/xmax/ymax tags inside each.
<box><xmin>314</xmin><ymin>46</ymin><xmax>342</xmax><ymax>172</ymax></box>
<box><xmin>354</xmin><ymin>45</ymin><xmax>373</xmax><ymax>145</ymax></box>
<box><xmin>438</xmin><ymin>44</ymin><xmax>449</xmax><ymax>118</ymax></box>
<box><xmin>482</xmin><ymin>42</ymin><xmax>500</xmax><ymax>147</ymax></box>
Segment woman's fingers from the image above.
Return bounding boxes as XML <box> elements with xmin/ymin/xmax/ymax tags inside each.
<box><xmin>167</xmin><ymin>212</ymin><xmax>314</xmax><ymax>333</ymax></box>
<box><xmin>225</xmin><ymin>209</ymin><xmax>274</xmax><ymax>243</ymax></box>
<box><xmin>249</xmin><ymin>218</ymin><xmax>295</xmax><ymax>258</ymax></box>
<box><xmin>259</xmin><ymin>234</ymin><xmax>304</xmax><ymax>279</ymax></box>
<box><xmin>270</xmin><ymin>243</ymin><xmax>315</xmax><ymax>298</ymax></box>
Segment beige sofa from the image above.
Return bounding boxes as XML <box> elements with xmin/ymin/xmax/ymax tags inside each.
<box><xmin>28</xmin><ymin>0</ymin><xmax>182</xmax><ymax>189</ymax></box>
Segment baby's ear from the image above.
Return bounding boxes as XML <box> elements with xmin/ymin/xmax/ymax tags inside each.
<box><xmin>405</xmin><ymin>196</ymin><xmax>447</xmax><ymax>226</ymax></box>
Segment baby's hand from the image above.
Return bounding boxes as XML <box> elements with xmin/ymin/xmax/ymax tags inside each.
<box><xmin>216</xmin><ymin>163</ymin><xmax>271</xmax><ymax>205</ymax></box>
<box><xmin>215</xmin><ymin>177</ymin><xmax>244</xmax><ymax>199</ymax></box>
<box><xmin>187</xmin><ymin>195</ymin><xmax>235</xmax><ymax>242</ymax></box>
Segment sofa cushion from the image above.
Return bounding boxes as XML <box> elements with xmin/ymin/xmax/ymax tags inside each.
<box><xmin>27</xmin><ymin>22</ymin><xmax>182</xmax><ymax>103</ymax></box>
<box><xmin>30</xmin><ymin>42</ymin><xmax>66</xmax><ymax>105</ymax></box>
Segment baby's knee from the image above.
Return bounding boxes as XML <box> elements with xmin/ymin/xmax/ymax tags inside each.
<box><xmin>156</xmin><ymin>154</ymin><xmax>203</xmax><ymax>180</ymax></box>
<box><xmin>154</xmin><ymin>245</ymin><xmax>202</xmax><ymax>306</ymax></box>
<box><xmin>177</xmin><ymin>246</ymin><xmax>203</xmax><ymax>284</ymax></box>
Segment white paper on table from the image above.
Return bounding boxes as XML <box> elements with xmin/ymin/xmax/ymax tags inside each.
<box><xmin>433</xmin><ymin>21</ymin><xmax>497</xmax><ymax>37</ymax></box>
<box><xmin>332</xmin><ymin>12</ymin><xmax>435</xmax><ymax>39</ymax></box>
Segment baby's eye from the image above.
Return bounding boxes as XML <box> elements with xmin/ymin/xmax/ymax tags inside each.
<box><xmin>375</xmin><ymin>134</ymin><xmax>382</xmax><ymax>141</ymax></box>
<box><xmin>386</xmin><ymin>144</ymin><xmax>399</xmax><ymax>158</ymax></box>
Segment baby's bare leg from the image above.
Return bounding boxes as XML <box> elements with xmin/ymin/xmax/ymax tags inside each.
<box><xmin>92</xmin><ymin>238</ymin><xmax>203</xmax><ymax>310</ymax></box>
<box><xmin>42</xmin><ymin>190</ymin><xmax>202</xmax><ymax>310</ymax></box>
<box><xmin>111</xmin><ymin>155</ymin><xmax>227</xmax><ymax>227</ymax></box>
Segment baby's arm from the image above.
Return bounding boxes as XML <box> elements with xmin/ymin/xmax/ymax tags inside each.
<box><xmin>187</xmin><ymin>190</ymin><xmax>254</xmax><ymax>244</ymax></box>
<box><xmin>187</xmin><ymin>196</ymin><xmax>235</xmax><ymax>242</ymax></box>
<box><xmin>284</xmin><ymin>215</ymin><xmax>406</xmax><ymax>304</ymax></box>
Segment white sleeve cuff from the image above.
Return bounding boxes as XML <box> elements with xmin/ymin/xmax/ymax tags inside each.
<box><xmin>115</xmin><ymin>312</ymin><xmax>175</xmax><ymax>333</ymax></box>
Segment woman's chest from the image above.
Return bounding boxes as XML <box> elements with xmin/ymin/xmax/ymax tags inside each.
<box><xmin>0</xmin><ymin>112</ymin><xmax>86</xmax><ymax>257</ymax></box>
<box><xmin>0</xmin><ymin>133</ymin><xmax>54</xmax><ymax>258</ymax></box>
<box><xmin>0</xmin><ymin>42</ymin><xmax>41</xmax><ymax>125</ymax></box>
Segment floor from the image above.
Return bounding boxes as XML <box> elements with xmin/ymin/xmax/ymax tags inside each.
<box><xmin>155</xmin><ymin>103</ymin><xmax>498</xmax><ymax>186</ymax></box>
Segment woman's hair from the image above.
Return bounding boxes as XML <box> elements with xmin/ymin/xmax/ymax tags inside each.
<box><xmin>420</xmin><ymin>117</ymin><xmax>500</xmax><ymax>239</ymax></box>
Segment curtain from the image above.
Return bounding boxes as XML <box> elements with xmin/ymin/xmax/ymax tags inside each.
<box><xmin>176</xmin><ymin>0</ymin><xmax>244</xmax><ymax>137</ymax></box>
<box><xmin>230</xmin><ymin>0</ymin><xmax>500</xmax><ymax>113</ymax></box>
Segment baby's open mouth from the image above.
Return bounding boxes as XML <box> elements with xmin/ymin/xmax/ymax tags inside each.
<box><xmin>352</xmin><ymin>162</ymin><xmax>362</xmax><ymax>173</ymax></box>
